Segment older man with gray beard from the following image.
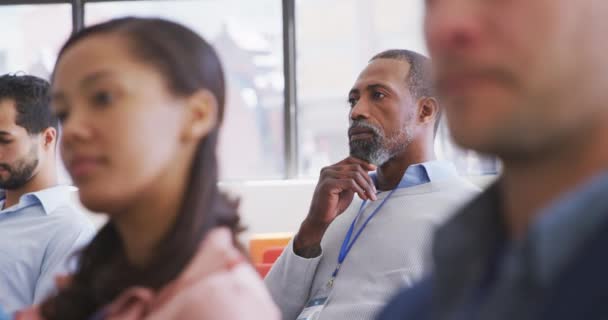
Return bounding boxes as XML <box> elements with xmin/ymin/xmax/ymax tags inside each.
<box><xmin>264</xmin><ymin>49</ymin><xmax>480</xmax><ymax>320</ymax></box>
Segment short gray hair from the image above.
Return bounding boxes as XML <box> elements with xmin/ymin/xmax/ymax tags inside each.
<box><xmin>370</xmin><ymin>49</ymin><xmax>440</xmax><ymax>134</ymax></box>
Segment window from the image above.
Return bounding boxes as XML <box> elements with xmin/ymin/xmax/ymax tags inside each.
<box><xmin>0</xmin><ymin>0</ymin><xmax>498</xmax><ymax>181</ymax></box>
<box><xmin>0</xmin><ymin>4</ymin><xmax>72</xmax><ymax>80</ymax></box>
<box><xmin>296</xmin><ymin>0</ymin><xmax>498</xmax><ymax>176</ymax></box>
<box><xmin>85</xmin><ymin>0</ymin><xmax>285</xmax><ymax>180</ymax></box>
<box><xmin>0</xmin><ymin>3</ymin><xmax>73</xmax><ymax>184</ymax></box>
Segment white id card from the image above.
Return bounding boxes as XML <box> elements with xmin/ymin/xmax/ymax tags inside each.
<box><xmin>296</xmin><ymin>279</ymin><xmax>334</xmax><ymax>320</ymax></box>
<box><xmin>296</xmin><ymin>297</ymin><xmax>327</xmax><ymax>320</ymax></box>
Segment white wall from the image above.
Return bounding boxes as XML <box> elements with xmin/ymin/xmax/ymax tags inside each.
<box><xmin>220</xmin><ymin>180</ymin><xmax>317</xmax><ymax>238</ymax></box>
<box><xmin>76</xmin><ymin>176</ymin><xmax>496</xmax><ymax>241</ymax></box>
<box><xmin>222</xmin><ymin>176</ymin><xmax>495</xmax><ymax>238</ymax></box>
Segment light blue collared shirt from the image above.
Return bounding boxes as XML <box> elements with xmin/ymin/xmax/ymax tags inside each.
<box><xmin>371</xmin><ymin>160</ymin><xmax>459</xmax><ymax>190</ymax></box>
<box><xmin>0</xmin><ymin>185</ymin><xmax>94</xmax><ymax>314</ymax></box>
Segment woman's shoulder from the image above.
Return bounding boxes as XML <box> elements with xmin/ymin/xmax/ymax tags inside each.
<box><xmin>148</xmin><ymin>227</ymin><xmax>279</xmax><ymax>319</ymax></box>
<box><xmin>149</xmin><ymin>257</ymin><xmax>279</xmax><ymax>319</ymax></box>
<box><xmin>102</xmin><ymin>228</ymin><xmax>279</xmax><ymax>320</ymax></box>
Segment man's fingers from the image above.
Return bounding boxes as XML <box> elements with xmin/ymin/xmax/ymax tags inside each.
<box><xmin>323</xmin><ymin>177</ymin><xmax>366</xmax><ymax>199</ymax></box>
<box><xmin>348</xmin><ymin>171</ymin><xmax>377</xmax><ymax>201</ymax></box>
<box><xmin>320</xmin><ymin>165</ymin><xmax>377</xmax><ymax>200</ymax></box>
<box><xmin>353</xmin><ymin>164</ymin><xmax>376</xmax><ymax>193</ymax></box>
<box><xmin>339</xmin><ymin>179</ymin><xmax>369</xmax><ymax>200</ymax></box>
<box><xmin>339</xmin><ymin>156</ymin><xmax>376</xmax><ymax>171</ymax></box>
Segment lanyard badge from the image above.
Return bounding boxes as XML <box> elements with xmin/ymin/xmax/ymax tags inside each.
<box><xmin>296</xmin><ymin>189</ymin><xmax>397</xmax><ymax>320</ymax></box>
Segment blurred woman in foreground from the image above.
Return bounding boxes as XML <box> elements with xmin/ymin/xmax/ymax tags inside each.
<box><xmin>17</xmin><ymin>17</ymin><xmax>278</xmax><ymax>320</ymax></box>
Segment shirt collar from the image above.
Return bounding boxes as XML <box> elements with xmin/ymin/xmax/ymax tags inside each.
<box><xmin>418</xmin><ymin>159</ymin><xmax>460</xmax><ymax>182</ymax></box>
<box><xmin>371</xmin><ymin>159</ymin><xmax>459</xmax><ymax>190</ymax></box>
<box><xmin>0</xmin><ymin>185</ymin><xmax>75</xmax><ymax>215</ymax></box>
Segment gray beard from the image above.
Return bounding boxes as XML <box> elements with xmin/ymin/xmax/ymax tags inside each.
<box><xmin>349</xmin><ymin>137</ymin><xmax>391</xmax><ymax>166</ymax></box>
<box><xmin>348</xmin><ymin>121</ymin><xmax>414</xmax><ymax>166</ymax></box>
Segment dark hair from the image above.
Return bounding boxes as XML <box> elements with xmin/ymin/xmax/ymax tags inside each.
<box><xmin>41</xmin><ymin>17</ymin><xmax>240</xmax><ymax>320</ymax></box>
<box><xmin>0</xmin><ymin>74</ymin><xmax>58</xmax><ymax>134</ymax></box>
<box><xmin>370</xmin><ymin>49</ymin><xmax>442</xmax><ymax>135</ymax></box>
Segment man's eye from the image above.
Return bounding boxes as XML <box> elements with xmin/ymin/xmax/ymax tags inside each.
<box><xmin>372</xmin><ymin>92</ymin><xmax>386</xmax><ymax>100</ymax></box>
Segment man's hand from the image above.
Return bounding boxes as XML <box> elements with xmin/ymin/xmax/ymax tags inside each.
<box><xmin>294</xmin><ymin>157</ymin><xmax>376</xmax><ymax>258</ymax></box>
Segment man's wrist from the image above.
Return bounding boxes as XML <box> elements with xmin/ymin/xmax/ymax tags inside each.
<box><xmin>293</xmin><ymin>220</ymin><xmax>329</xmax><ymax>258</ymax></box>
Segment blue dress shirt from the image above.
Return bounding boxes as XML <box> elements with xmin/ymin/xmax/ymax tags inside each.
<box><xmin>370</xmin><ymin>160</ymin><xmax>459</xmax><ymax>189</ymax></box>
<box><xmin>0</xmin><ymin>185</ymin><xmax>94</xmax><ymax>313</ymax></box>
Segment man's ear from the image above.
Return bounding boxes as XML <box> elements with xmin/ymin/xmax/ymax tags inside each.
<box><xmin>41</xmin><ymin>127</ymin><xmax>57</xmax><ymax>150</ymax></box>
<box><xmin>417</xmin><ymin>96</ymin><xmax>439</xmax><ymax>127</ymax></box>
<box><xmin>181</xmin><ymin>89</ymin><xmax>219</xmax><ymax>142</ymax></box>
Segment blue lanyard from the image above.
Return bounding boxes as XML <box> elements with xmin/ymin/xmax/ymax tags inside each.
<box><xmin>328</xmin><ymin>188</ymin><xmax>398</xmax><ymax>284</ymax></box>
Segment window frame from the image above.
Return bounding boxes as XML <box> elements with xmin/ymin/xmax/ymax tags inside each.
<box><xmin>2</xmin><ymin>0</ymin><xmax>300</xmax><ymax>179</ymax></box>
<box><xmin>1</xmin><ymin>0</ymin><xmax>498</xmax><ymax>179</ymax></box>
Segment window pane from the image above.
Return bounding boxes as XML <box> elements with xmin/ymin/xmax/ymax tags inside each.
<box><xmin>0</xmin><ymin>4</ymin><xmax>72</xmax><ymax>80</ymax></box>
<box><xmin>0</xmin><ymin>4</ymin><xmax>73</xmax><ymax>185</ymax></box>
<box><xmin>296</xmin><ymin>0</ymin><xmax>498</xmax><ymax>176</ymax></box>
<box><xmin>85</xmin><ymin>0</ymin><xmax>285</xmax><ymax>180</ymax></box>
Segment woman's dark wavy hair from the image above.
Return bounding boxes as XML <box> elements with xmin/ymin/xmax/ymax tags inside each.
<box><xmin>41</xmin><ymin>17</ymin><xmax>240</xmax><ymax>320</ymax></box>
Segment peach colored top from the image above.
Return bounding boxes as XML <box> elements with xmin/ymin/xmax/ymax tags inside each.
<box><xmin>16</xmin><ymin>228</ymin><xmax>280</xmax><ymax>320</ymax></box>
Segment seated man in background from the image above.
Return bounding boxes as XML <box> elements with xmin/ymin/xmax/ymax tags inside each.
<box><xmin>265</xmin><ymin>49</ymin><xmax>480</xmax><ymax>320</ymax></box>
<box><xmin>379</xmin><ymin>1</ymin><xmax>608</xmax><ymax>320</ymax></box>
<box><xmin>0</xmin><ymin>74</ymin><xmax>93</xmax><ymax>313</ymax></box>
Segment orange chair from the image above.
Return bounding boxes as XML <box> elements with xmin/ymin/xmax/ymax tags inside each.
<box><xmin>255</xmin><ymin>247</ymin><xmax>285</xmax><ymax>278</ymax></box>
<box><xmin>249</xmin><ymin>232</ymin><xmax>293</xmax><ymax>265</ymax></box>
<box><xmin>250</xmin><ymin>233</ymin><xmax>292</xmax><ymax>278</ymax></box>
<box><xmin>255</xmin><ymin>263</ymin><xmax>273</xmax><ymax>278</ymax></box>
<box><xmin>262</xmin><ymin>246</ymin><xmax>285</xmax><ymax>264</ymax></box>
